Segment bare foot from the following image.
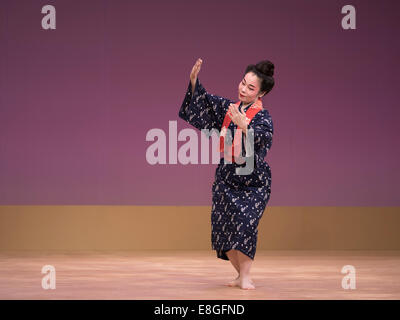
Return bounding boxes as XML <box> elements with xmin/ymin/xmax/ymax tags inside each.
<box><xmin>226</xmin><ymin>276</ymin><xmax>240</xmax><ymax>287</ymax></box>
<box><xmin>239</xmin><ymin>277</ymin><xmax>255</xmax><ymax>290</ymax></box>
<box><xmin>227</xmin><ymin>276</ymin><xmax>254</xmax><ymax>287</ymax></box>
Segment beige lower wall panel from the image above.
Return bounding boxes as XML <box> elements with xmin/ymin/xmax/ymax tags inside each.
<box><xmin>0</xmin><ymin>206</ymin><xmax>399</xmax><ymax>251</ymax></box>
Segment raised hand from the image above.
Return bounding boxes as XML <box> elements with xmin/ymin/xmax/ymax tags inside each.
<box><xmin>190</xmin><ymin>58</ymin><xmax>203</xmax><ymax>90</ymax></box>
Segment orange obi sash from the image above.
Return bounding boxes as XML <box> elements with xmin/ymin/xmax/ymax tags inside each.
<box><xmin>219</xmin><ymin>97</ymin><xmax>263</xmax><ymax>162</ymax></box>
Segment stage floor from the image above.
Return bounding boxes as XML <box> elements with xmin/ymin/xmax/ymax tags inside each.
<box><xmin>0</xmin><ymin>250</ymin><xmax>399</xmax><ymax>299</ymax></box>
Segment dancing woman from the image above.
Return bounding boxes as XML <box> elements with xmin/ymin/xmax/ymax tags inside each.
<box><xmin>178</xmin><ymin>58</ymin><xmax>274</xmax><ymax>290</ymax></box>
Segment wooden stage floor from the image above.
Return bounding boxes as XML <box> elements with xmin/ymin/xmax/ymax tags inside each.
<box><xmin>0</xmin><ymin>250</ymin><xmax>399</xmax><ymax>300</ymax></box>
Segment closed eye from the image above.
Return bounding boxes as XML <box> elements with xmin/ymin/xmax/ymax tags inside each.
<box><xmin>242</xmin><ymin>79</ymin><xmax>254</xmax><ymax>90</ymax></box>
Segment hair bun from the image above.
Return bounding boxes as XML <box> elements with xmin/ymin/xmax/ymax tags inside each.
<box><xmin>243</xmin><ymin>60</ymin><xmax>275</xmax><ymax>95</ymax></box>
<box><xmin>255</xmin><ymin>61</ymin><xmax>274</xmax><ymax>77</ymax></box>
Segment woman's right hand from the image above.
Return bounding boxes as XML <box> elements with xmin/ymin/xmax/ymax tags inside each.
<box><xmin>190</xmin><ymin>58</ymin><xmax>203</xmax><ymax>89</ymax></box>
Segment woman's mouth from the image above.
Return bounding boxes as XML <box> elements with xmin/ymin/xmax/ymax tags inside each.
<box><xmin>239</xmin><ymin>93</ymin><xmax>245</xmax><ymax>98</ymax></box>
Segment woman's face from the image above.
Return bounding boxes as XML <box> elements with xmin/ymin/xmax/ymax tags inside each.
<box><xmin>238</xmin><ymin>72</ymin><xmax>264</xmax><ymax>104</ymax></box>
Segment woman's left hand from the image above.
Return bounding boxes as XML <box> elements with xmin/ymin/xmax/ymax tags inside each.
<box><xmin>227</xmin><ymin>104</ymin><xmax>248</xmax><ymax>131</ymax></box>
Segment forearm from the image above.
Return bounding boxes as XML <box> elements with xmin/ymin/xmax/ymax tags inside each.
<box><xmin>191</xmin><ymin>80</ymin><xmax>195</xmax><ymax>95</ymax></box>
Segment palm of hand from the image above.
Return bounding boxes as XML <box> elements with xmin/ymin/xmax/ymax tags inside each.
<box><xmin>228</xmin><ymin>104</ymin><xmax>247</xmax><ymax>129</ymax></box>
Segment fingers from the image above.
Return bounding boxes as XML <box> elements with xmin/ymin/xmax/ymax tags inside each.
<box><xmin>195</xmin><ymin>58</ymin><xmax>202</xmax><ymax>69</ymax></box>
<box><xmin>228</xmin><ymin>104</ymin><xmax>247</xmax><ymax>127</ymax></box>
<box><xmin>197</xmin><ymin>59</ymin><xmax>202</xmax><ymax>70</ymax></box>
<box><xmin>190</xmin><ymin>58</ymin><xmax>203</xmax><ymax>80</ymax></box>
<box><xmin>228</xmin><ymin>105</ymin><xmax>233</xmax><ymax>118</ymax></box>
<box><xmin>228</xmin><ymin>105</ymin><xmax>234</xmax><ymax>118</ymax></box>
<box><xmin>229</xmin><ymin>104</ymin><xmax>240</xmax><ymax>116</ymax></box>
<box><xmin>192</xmin><ymin>58</ymin><xmax>202</xmax><ymax>77</ymax></box>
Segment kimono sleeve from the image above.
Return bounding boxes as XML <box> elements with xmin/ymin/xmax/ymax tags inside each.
<box><xmin>244</xmin><ymin>110</ymin><xmax>273</xmax><ymax>159</ymax></box>
<box><xmin>178</xmin><ymin>77</ymin><xmax>232</xmax><ymax>132</ymax></box>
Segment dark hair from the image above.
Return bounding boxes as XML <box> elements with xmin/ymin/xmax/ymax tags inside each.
<box><xmin>244</xmin><ymin>60</ymin><xmax>275</xmax><ymax>96</ymax></box>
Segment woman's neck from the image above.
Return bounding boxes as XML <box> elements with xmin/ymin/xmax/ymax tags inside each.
<box><xmin>241</xmin><ymin>101</ymin><xmax>253</xmax><ymax>108</ymax></box>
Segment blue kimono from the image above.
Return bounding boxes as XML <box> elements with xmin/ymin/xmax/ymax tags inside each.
<box><xmin>179</xmin><ymin>78</ymin><xmax>273</xmax><ymax>261</ymax></box>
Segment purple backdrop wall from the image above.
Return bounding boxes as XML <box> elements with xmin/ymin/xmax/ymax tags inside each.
<box><xmin>0</xmin><ymin>0</ymin><xmax>399</xmax><ymax>205</ymax></box>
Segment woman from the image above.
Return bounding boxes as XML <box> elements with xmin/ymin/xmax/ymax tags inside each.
<box><xmin>178</xmin><ymin>58</ymin><xmax>274</xmax><ymax>290</ymax></box>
